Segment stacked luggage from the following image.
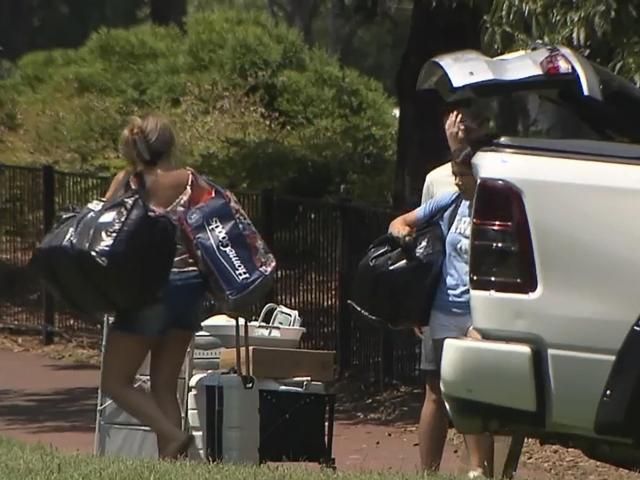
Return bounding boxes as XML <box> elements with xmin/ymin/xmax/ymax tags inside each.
<box><xmin>187</xmin><ymin>373</ymin><xmax>334</xmax><ymax>466</ymax></box>
<box><xmin>94</xmin><ymin>304</ymin><xmax>336</xmax><ymax>469</ymax></box>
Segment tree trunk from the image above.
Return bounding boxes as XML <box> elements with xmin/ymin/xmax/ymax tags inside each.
<box><xmin>267</xmin><ymin>0</ymin><xmax>320</xmax><ymax>45</ymax></box>
<box><xmin>393</xmin><ymin>0</ymin><xmax>484</xmax><ymax>209</ymax></box>
<box><xmin>0</xmin><ymin>0</ymin><xmax>34</xmax><ymax>60</ymax></box>
<box><xmin>297</xmin><ymin>0</ymin><xmax>321</xmax><ymax>45</ymax></box>
<box><xmin>150</xmin><ymin>0</ymin><xmax>187</xmax><ymax>28</ymax></box>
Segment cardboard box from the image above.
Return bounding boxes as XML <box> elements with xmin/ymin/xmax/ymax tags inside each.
<box><xmin>219</xmin><ymin>347</ymin><xmax>335</xmax><ymax>382</ymax></box>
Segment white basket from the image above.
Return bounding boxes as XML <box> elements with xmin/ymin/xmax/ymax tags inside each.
<box><xmin>199</xmin><ymin>315</ymin><xmax>305</xmax><ymax>350</ymax></box>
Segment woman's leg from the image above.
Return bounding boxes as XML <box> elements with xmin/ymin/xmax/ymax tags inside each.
<box><xmin>465</xmin><ymin>433</ymin><xmax>494</xmax><ymax>478</ymax></box>
<box><xmin>418</xmin><ymin>373</ymin><xmax>449</xmax><ymax>471</ymax></box>
<box><xmin>149</xmin><ymin>329</ymin><xmax>193</xmax><ymax>453</ymax></box>
<box><xmin>100</xmin><ymin>329</ymin><xmax>186</xmax><ymax>457</ymax></box>
<box><xmin>462</xmin><ymin>325</ymin><xmax>495</xmax><ymax>477</ymax></box>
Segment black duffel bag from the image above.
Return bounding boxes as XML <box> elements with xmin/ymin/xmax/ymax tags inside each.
<box><xmin>348</xmin><ymin>196</ymin><xmax>462</xmax><ymax>329</ymax></box>
<box><xmin>30</xmin><ymin>173</ymin><xmax>177</xmax><ymax>317</ymax></box>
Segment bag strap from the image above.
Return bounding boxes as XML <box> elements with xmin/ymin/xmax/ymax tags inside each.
<box><xmin>123</xmin><ymin>170</ymin><xmax>150</xmax><ymax>203</ymax></box>
<box><xmin>186</xmin><ymin>168</ymin><xmax>215</xmax><ymax>207</ymax></box>
<box><xmin>445</xmin><ymin>194</ymin><xmax>463</xmax><ymax>234</ymax></box>
<box><xmin>120</xmin><ymin>170</ymin><xmax>146</xmax><ymax>193</ymax></box>
<box><xmin>132</xmin><ymin>171</ymin><xmax>146</xmax><ymax>191</ymax></box>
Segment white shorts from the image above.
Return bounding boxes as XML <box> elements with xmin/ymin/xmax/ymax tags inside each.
<box><xmin>420</xmin><ymin>310</ymin><xmax>472</xmax><ymax>371</ymax></box>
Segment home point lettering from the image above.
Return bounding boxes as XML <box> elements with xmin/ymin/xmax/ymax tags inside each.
<box><xmin>207</xmin><ymin>217</ymin><xmax>251</xmax><ymax>280</ymax></box>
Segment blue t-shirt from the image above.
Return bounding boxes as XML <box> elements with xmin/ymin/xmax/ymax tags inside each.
<box><xmin>414</xmin><ymin>191</ymin><xmax>471</xmax><ymax>315</ymax></box>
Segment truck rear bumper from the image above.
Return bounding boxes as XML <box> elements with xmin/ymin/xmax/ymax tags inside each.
<box><xmin>441</xmin><ymin>338</ymin><xmax>538</xmax><ymax>414</ymax></box>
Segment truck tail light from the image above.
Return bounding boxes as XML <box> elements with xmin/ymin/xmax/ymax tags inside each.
<box><xmin>470</xmin><ymin>179</ymin><xmax>537</xmax><ymax>294</ymax></box>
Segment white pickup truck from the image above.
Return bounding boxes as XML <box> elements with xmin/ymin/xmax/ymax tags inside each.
<box><xmin>417</xmin><ymin>46</ymin><xmax>640</xmax><ymax>470</ymax></box>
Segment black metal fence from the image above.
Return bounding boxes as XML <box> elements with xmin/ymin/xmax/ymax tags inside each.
<box><xmin>0</xmin><ymin>163</ymin><xmax>421</xmax><ymax>386</ymax></box>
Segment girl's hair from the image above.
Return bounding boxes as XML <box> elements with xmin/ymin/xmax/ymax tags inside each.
<box><xmin>451</xmin><ymin>134</ymin><xmax>498</xmax><ymax>168</ymax></box>
<box><xmin>451</xmin><ymin>145</ymin><xmax>474</xmax><ymax>169</ymax></box>
<box><xmin>119</xmin><ymin>115</ymin><xmax>176</xmax><ymax>167</ymax></box>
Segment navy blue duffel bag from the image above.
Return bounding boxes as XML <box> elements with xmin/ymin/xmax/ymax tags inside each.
<box><xmin>180</xmin><ymin>173</ymin><xmax>276</xmax><ymax>313</ymax></box>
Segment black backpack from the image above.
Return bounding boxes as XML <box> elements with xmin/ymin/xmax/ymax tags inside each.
<box><xmin>349</xmin><ymin>195</ymin><xmax>462</xmax><ymax>329</ymax></box>
<box><xmin>30</xmin><ymin>173</ymin><xmax>177</xmax><ymax>317</ymax></box>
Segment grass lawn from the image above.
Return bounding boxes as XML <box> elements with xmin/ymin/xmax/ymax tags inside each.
<box><xmin>0</xmin><ymin>436</ymin><xmax>458</xmax><ymax>480</ymax></box>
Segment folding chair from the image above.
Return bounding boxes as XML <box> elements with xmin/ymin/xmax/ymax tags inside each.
<box><xmin>94</xmin><ymin>314</ymin><xmax>194</xmax><ymax>458</ymax></box>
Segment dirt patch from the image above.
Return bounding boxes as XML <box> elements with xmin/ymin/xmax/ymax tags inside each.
<box><xmin>332</xmin><ymin>379</ymin><xmax>640</xmax><ymax>479</ymax></box>
<box><xmin>0</xmin><ymin>330</ymin><xmax>100</xmax><ymax>366</ymax></box>
<box><xmin>333</xmin><ymin>379</ymin><xmax>423</xmax><ymax>425</ymax></box>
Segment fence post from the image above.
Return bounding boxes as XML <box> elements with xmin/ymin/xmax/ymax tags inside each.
<box><xmin>41</xmin><ymin>165</ymin><xmax>55</xmax><ymax>345</ymax></box>
<box><xmin>336</xmin><ymin>197</ymin><xmax>353</xmax><ymax>378</ymax></box>
<box><xmin>381</xmin><ymin>326</ymin><xmax>394</xmax><ymax>389</ymax></box>
<box><xmin>260</xmin><ymin>188</ymin><xmax>276</xmax><ymax>303</ymax></box>
<box><xmin>260</xmin><ymin>188</ymin><xmax>275</xmax><ymax>247</ymax></box>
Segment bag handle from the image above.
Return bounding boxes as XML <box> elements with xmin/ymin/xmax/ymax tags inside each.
<box><xmin>234</xmin><ymin>317</ymin><xmax>255</xmax><ymax>389</ymax></box>
<box><xmin>445</xmin><ymin>195</ymin><xmax>463</xmax><ymax>234</ymax></box>
<box><xmin>397</xmin><ymin>194</ymin><xmax>462</xmax><ymax>258</ymax></box>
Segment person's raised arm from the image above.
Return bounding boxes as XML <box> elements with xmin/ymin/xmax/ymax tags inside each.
<box><xmin>445</xmin><ymin>110</ymin><xmax>467</xmax><ymax>151</ymax></box>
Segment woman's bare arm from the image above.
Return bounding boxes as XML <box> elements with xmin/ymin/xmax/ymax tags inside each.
<box><xmin>103</xmin><ymin>169</ymin><xmax>131</xmax><ymax>201</ymax></box>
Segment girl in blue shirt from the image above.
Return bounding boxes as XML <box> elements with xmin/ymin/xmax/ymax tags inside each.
<box><xmin>389</xmin><ymin>145</ymin><xmax>493</xmax><ymax>478</ymax></box>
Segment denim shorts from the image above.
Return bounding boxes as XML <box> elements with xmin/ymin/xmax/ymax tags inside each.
<box><xmin>423</xmin><ymin>310</ymin><xmax>472</xmax><ymax>374</ymax></box>
<box><xmin>112</xmin><ymin>270</ymin><xmax>207</xmax><ymax>336</ymax></box>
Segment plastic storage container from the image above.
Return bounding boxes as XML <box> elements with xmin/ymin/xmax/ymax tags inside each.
<box><xmin>188</xmin><ymin>372</ymin><xmax>260</xmax><ymax>463</ymax></box>
<box><xmin>186</xmin><ymin>372</ymin><xmax>333</xmax><ymax>465</ymax></box>
<box><xmin>199</xmin><ymin>315</ymin><xmax>305</xmax><ymax>350</ymax></box>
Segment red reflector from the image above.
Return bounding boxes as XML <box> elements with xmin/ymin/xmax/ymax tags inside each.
<box><xmin>540</xmin><ymin>51</ymin><xmax>573</xmax><ymax>76</ymax></box>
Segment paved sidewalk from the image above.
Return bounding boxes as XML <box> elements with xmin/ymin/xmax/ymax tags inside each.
<box><xmin>0</xmin><ymin>348</ymin><xmax>99</xmax><ymax>452</ymax></box>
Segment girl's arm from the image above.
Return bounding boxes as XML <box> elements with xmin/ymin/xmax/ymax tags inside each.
<box><xmin>389</xmin><ymin>209</ymin><xmax>419</xmax><ymax>238</ymax></box>
<box><xmin>103</xmin><ymin>169</ymin><xmax>131</xmax><ymax>201</ymax></box>
<box><xmin>388</xmin><ymin>192</ymin><xmax>456</xmax><ymax>238</ymax></box>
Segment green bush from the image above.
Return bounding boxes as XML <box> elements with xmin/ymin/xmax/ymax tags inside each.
<box><xmin>13</xmin><ymin>49</ymin><xmax>84</xmax><ymax>92</ymax></box>
<box><xmin>0</xmin><ymin>90</ymin><xmax>20</xmax><ymax>132</ymax></box>
<box><xmin>0</xmin><ymin>9</ymin><xmax>397</xmax><ymax>204</ymax></box>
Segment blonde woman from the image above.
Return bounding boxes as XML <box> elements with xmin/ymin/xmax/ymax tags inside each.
<box><xmin>101</xmin><ymin>114</ymin><xmax>206</xmax><ymax>459</ymax></box>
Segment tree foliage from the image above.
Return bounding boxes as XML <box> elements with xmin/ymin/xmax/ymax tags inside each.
<box><xmin>0</xmin><ymin>0</ymin><xmax>186</xmax><ymax>60</ymax></box>
<box><xmin>191</xmin><ymin>0</ymin><xmax>414</xmax><ymax>95</ymax></box>
<box><xmin>483</xmin><ymin>0</ymin><xmax>640</xmax><ymax>83</ymax></box>
<box><xmin>0</xmin><ymin>9</ymin><xmax>396</xmax><ymax>203</ymax></box>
